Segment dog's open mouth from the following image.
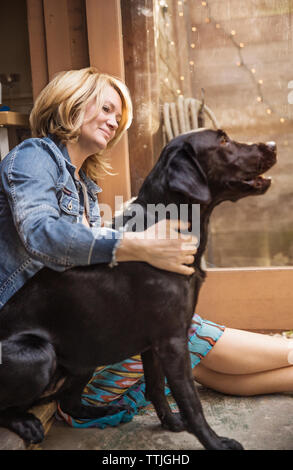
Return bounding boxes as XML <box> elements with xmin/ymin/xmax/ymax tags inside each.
<box><xmin>226</xmin><ymin>172</ymin><xmax>273</xmax><ymax>196</ymax></box>
<box><xmin>241</xmin><ymin>147</ymin><xmax>276</xmax><ymax>192</ymax></box>
<box><xmin>229</xmin><ymin>161</ymin><xmax>275</xmax><ymax>195</ymax></box>
<box><xmin>242</xmin><ymin>174</ymin><xmax>272</xmax><ymax>191</ymax></box>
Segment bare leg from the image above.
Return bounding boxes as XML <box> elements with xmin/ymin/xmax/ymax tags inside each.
<box><xmin>193</xmin><ymin>363</ymin><xmax>293</xmax><ymax>396</ymax></box>
<box><xmin>192</xmin><ymin>327</ymin><xmax>293</xmax><ymax>396</ymax></box>
<box><xmin>200</xmin><ymin>327</ymin><xmax>292</xmax><ymax>374</ymax></box>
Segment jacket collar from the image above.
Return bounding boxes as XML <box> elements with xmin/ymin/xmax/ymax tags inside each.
<box><xmin>79</xmin><ymin>168</ymin><xmax>102</xmax><ymax>196</ymax></box>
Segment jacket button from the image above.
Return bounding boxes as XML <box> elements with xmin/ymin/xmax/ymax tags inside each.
<box><xmin>67</xmin><ymin>200</ymin><xmax>73</xmax><ymax>211</ymax></box>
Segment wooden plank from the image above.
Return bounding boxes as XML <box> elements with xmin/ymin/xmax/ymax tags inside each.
<box><xmin>192</xmin><ymin>40</ymin><xmax>291</xmax><ymax>69</ymax></box>
<box><xmin>0</xmin><ymin>111</ymin><xmax>29</xmax><ymax>127</ymax></box>
<box><xmin>189</xmin><ymin>15</ymin><xmax>292</xmax><ymax>49</ymax></box>
<box><xmin>67</xmin><ymin>0</ymin><xmax>90</xmax><ymax>69</ymax></box>
<box><xmin>28</xmin><ymin>401</ymin><xmax>57</xmax><ymax>425</ymax></box>
<box><xmin>26</xmin><ymin>0</ymin><xmax>49</xmax><ymax>100</ymax></box>
<box><xmin>190</xmin><ymin>0</ymin><xmax>292</xmax><ymax>23</ymax></box>
<box><xmin>194</xmin><ymin>60</ymin><xmax>291</xmax><ymax>89</ymax></box>
<box><xmin>86</xmin><ymin>0</ymin><xmax>124</xmax><ymax>78</ymax></box>
<box><xmin>43</xmin><ymin>0</ymin><xmax>72</xmax><ymax>79</ymax></box>
<box><xmin>171</xmin><ymin>0</ymin><xmax>193</xmax><ymax>97</ymax></box>
<box><xmin>121</xmin><ymin>0</ymin><xmax>163</xmax><ymax>196</ymax></box>
<box><xmin>27</xmin><ymin>0</ymin><xmax>89</xmax><ymax>96</ymax></box>
<box><xmin>85</xmin><ymin>0</ymin><xmax>131</xmax><ymax>207</ymax></box>
<box><xmin>197</xmin><ymin>267</ymin><xmax>293</xmax><ymax>331</ymax></box>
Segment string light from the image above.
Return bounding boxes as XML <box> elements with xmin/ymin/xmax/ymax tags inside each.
<box><xmin>199</xmin><ymin>0</ymin><xmax>287</xmax><ymax>123</ymax></box>
<box><xmin>178</xmin><ymin>0</ymin><xmax>183</xmax><ymax>16</ymax></box>
<box><xmin>189</xmin><ymin>13</ymin><xmax>198</xmax><ymax>75</ymax></box>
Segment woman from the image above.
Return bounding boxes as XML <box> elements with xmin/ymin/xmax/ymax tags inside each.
<box><xmin>0</xmin><ymin>67</ymin><xmax>292</xmax><ymax>429</ymax></box>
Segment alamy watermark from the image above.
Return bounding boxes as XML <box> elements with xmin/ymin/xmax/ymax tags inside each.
<box><xmin>95</xmin><ymin>196</ymin><xmax>201</xmax><ymax>243</ymax></box>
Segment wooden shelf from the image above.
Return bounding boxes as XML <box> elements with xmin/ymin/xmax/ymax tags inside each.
<box><xmin>0</xmin><ymin>111</ymin><xmax>29</xmax><ymax>127</ymax></box>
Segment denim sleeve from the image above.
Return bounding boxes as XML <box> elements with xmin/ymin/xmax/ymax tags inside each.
<box><xmin>0</xmin><ymin>139</ymin><xmax>122</xmax><ymax>269</ymax></box>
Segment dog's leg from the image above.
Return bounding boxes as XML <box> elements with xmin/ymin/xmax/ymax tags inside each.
<box><xmin>141</xmin><ymin>349</ymin><xmax>185</xmax><ymax>432</ymax></box>
<box><xmin>58</xmin><ymin>372</ymin><xmax>131</xmax><ymax>419</ymax></box>
<box><xmin>156</xmin><ymin>338</ymin><xmax>244</xmax><ymax>450</ymax></box>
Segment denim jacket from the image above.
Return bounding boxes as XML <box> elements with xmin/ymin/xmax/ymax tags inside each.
<box><xmin>0</xmin><ymin>135</ymin><xmax>122</xmax><ymax>309</ymax></box>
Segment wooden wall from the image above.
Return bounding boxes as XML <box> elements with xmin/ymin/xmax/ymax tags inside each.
<box><xmin>27</xmin><ymin>0</ymin><xmax>89</xmax><ymax>99</ymax></box>
<box><xmin>188</xmin><ymin>0</ymin><xmax>293</xmax><ymax>268</ymax></box>
<box><xmin>121</xmin><ymin>0</ymin><xmax>293</xmax><ymax>271</ymax></box>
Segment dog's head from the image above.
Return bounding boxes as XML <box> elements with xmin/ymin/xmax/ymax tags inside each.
<box><xmin>163</xmin><ymin>128</ymin><xmax>277</xmax><ymax>205</ymax></box>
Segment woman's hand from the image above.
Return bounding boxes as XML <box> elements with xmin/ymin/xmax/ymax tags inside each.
<box><xmin>115</xmin><ymin>219</ymin><xmax>198</xmax><ymax>275</ymax></box>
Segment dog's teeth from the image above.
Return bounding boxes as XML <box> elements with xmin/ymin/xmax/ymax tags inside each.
<box><xmin>261</xmin><ymin>175</ymin><xmax>272</xmax><ymax>182</ymax></box>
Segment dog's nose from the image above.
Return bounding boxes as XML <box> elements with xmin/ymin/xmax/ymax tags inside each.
<box><xmin>266</xmin><ymin>141</ymin><xmax>277</xmax><ymax>152</ymax></box>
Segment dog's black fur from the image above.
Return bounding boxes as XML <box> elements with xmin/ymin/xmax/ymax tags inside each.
<box><xmin>0</xmin><ymin>129</ymin><xmax>276</xmax><ymax>449</ymax></box>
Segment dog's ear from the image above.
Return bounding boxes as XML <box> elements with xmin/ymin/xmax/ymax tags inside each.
<box><xmin>166</xmin><ymin>144</ymin><xmax>212</xmax><ymax>204</ymax></box>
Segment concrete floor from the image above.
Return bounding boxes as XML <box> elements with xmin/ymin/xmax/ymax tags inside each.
<box><xmin>37</xmin><ymin>385</ymin><xmax>293</xmax><ymax>451</ymax></box>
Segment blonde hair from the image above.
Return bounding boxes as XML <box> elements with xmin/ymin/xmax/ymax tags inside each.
<box><xmin>30</xmin><ymin>67</ymin><xmax>133</xmax><ymax>182</ymax></box>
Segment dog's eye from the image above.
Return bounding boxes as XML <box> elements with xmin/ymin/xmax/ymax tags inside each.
<box><xmin>220</xmin><ymin>135</ymin><xmax>229</xmax><ymax>145</ymax></box>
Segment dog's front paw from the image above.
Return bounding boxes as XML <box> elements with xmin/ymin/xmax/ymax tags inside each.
<box><xmin>218</xmin><ymin>436</ymin><xmax>244</xmax><ymax>450</ymax></box>
<box><xmin>9</xmin><ymin>412</ymin><xmax>44</xmax><ymax>444</ymax></box>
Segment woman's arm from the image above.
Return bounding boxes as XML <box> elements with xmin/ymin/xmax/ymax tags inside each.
<box><xmin>1</xmin><ymin>139</ymin><xmax>197</xmax><ymax>275</ymax></box>
<box><xmin>0</xmin><ymin>139</ymin><xmax>121</xmax><ymax>269</ymax></box>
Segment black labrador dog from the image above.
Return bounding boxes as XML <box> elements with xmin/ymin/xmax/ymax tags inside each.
<box><xmin>0</xmin><ymin>129</ymin><xmax>276</xmax><ymax>450</ymax></box>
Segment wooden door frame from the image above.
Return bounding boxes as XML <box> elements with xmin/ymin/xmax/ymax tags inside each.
<box><xmin>85</xmin><ymin>0</ymin><xmax>131</xmax><ymax>209</ymax></box>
